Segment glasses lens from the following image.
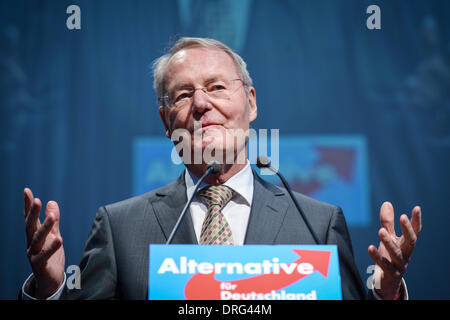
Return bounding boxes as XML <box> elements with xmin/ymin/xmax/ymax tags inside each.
<box><xmin>207</xmin><ymin>79</ymin><xmax>242</xmax><ymax>99</ymax></box>
<box><xmin>166</xmin><ymin>79</ymin><xmax>242</xmax><ymax>107</ymax></box>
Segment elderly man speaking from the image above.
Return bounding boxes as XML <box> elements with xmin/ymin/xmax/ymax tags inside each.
<box><xmin>21</xmin><ymin>37</ymin><xmax>422</xmax><ymax>300</ymax></box>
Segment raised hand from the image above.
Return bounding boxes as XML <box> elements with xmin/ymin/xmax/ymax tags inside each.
<box><xmin>24</xmin><ymin>188</ymin><xmax>65</xmax><ymax>299</ymax></box>
<box><xmin>368</xmin><ymin>202</ymin><xmax>422</xmax><ymax>299</ymax></box>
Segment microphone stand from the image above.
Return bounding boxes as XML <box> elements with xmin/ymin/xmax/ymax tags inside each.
<box><xmin>166</xmin><ymin>162</ymin><xmax>220</xmax><ymax>244</ymax></box>
<box><xmin>257</xmin><ymin>156</ymin><xmax>321</xmax><ymax>245</ymax></box>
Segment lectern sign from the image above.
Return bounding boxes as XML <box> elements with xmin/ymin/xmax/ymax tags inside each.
<box><xmin>148</xmin><ymin>245</ymin><xmax>342</xmax><ymax>300</ymax></box>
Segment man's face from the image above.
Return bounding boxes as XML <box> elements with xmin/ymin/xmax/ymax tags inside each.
<box><xmin>159</xmin><ymin>47</ymin><xmax>257</xmax><ymax>164</ymax></box>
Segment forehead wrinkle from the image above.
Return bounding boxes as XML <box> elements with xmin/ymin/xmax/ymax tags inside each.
<box><xmin>165</xmin><ymin>48</ymin><xmax>239</xmax><ymax>92</ymax></box>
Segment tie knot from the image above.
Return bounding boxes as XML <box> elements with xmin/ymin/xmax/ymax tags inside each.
<box><xmin>198</xmin><ymin>185</ymin><xmax>234</xmax><ymax>210</ymax></box>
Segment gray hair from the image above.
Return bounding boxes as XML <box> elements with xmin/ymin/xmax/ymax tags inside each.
<box><xmin>152</xmin><ymin>37</ymin><xmax>253</xmax><ymax>106</ymax></box>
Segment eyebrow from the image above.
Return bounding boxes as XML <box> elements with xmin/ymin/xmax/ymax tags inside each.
<box><xmin>169</xmin><ymin>76</ymin><xmax>228</xmax><ymax>92</ymax></box>
<box><xmin>170</xmin><ymin>82</ymin><xmax>192</xmax><ymax>93</ymax></box>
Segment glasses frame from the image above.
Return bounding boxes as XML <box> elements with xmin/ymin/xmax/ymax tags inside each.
<box><xmin>162</xmin><ymin>78</ymin><xmax>244</xmax><ymax>108</ymax></box>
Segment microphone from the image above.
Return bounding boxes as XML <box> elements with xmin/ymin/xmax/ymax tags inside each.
<box><xmin>256</xmin><ymin>156</ymin><xmax>321</xmax><ymax>244</ymax></box>
<box><xmin>166</xmin><ymin>161</ymin><xmax>221</xmax><ymax>244</ymax></box>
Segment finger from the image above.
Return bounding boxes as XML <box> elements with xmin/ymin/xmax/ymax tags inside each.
<box><xmin>45</xmin><ymin>201</ymin><xmax>61</xmax><ymax>234</ymax></box>
<box><xmin>33</xmin><ymin>236</ymin><xmax>63</xmax><ymax>263</ymax></box>
<box><xmin>378</xmin><ymin>228</ymin><xmax>406</xmax><ymax>272</ymax></box>
<box><xmin>28</xmin><ymin>211</ymin><xmax>56</xmax><ymax>256</ymax></box>
<box><xmin>25</xmin><ymin>198</ymin><xmax>42</xmax><ymax>246</ymax></box>
<box><xmin>368</xmin><ymin>245</ymin><xmax>402</xmax><ymax>278</ymax></box>
<box><xmin>379</xmin><ymin>202</ymin><xmax>396</xmax><ymax>236</ymax></box>
<box><xmin>411</xmin><ymin>206</ymin><xmax>422</xmax><ymax>236</ymax></box>
<box><xmin>24</xmin><ymin>188</ymin><xmax>34</xmax><ymax>218</ymax></box>
<box><xmin>399</xmin><ymin>214</ymin><xmax>417</xmax><ymax>258</ymax></box>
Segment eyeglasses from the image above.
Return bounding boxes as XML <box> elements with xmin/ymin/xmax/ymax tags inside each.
<box><xmin>162</xmin><ymin>78</ymin><xmax>244</xmax><ymax>108</ymax></box>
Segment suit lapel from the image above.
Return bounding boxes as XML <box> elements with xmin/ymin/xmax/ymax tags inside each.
<box><xmin>151</xmin><ymin>174</ymin><xmax>198</xmax><ymax>244</ymax></box>
<box><xmin>244</xmin><ymin>171</ymin><xmax>290</xmax><ymax>244</ymax></box>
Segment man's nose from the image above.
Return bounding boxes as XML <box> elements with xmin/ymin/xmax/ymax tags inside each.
<box><xmin>192</xmin><ymin>89</ymin><xmax>211</xmax><ymax>114</ymax></box>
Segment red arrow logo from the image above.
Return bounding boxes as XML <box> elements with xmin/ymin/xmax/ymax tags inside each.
<box><xmin>184</xmin><ymin>249</ymin><xmax>331</xmax><ymax>300</ymax></box>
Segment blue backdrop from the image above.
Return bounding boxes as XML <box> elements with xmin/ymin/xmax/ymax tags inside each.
<box><xmin>1</xmin><ymin>0</ymin><xmax>449</xmax><ymax>299</ymax></box>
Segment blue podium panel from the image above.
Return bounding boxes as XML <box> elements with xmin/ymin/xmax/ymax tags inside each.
<box><xmin>149</xmin><ymin>244</ymin><xmax>342</xmax><ymax>300</ymax></box>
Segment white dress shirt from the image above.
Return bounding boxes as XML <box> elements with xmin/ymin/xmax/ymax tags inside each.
<box><xmin>185</xmin><ymin>162</ymin><xmax>254</xmax><ymax>245</ymax></box>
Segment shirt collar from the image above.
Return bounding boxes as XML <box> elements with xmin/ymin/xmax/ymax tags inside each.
<box><xmin>185</xmin><ymin>161</ymin><xmax>254</xmax><ymax>206</ymax></box>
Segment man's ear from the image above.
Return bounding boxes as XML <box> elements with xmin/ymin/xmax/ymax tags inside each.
<box><xmin>247</xmin><ymin>87</ymin><xmax>258</xmax><ymax>123</ymax></box>
<box><xmin>159</xmin><ymin>106</ymin><xmax>171</xmax><ymax>138</ymax></box>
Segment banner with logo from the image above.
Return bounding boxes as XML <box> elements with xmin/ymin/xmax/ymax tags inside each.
<box><xmin>148</xmin><ymin>244</ymin><xmax>342</xmax><ymax>300</ymax></box>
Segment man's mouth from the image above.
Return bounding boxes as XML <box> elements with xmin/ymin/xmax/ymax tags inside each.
<box><xmin>191</xmin><ymin>121</ymin><xmax>223</xmax><ymax>133</ymax></box>
<box><xmin>201</xmin><ymin>124</ymin><xmax>222</xmax><ymax>132</ymax></box>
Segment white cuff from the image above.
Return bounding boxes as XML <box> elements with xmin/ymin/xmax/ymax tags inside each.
<box><xmin>371</xmin><ymin>278</ymin><xmax>408</xmax><ymax>300</ymax></box>
<box><xmin>22</xmin><ymin>273</ymin><xmax>66</xmax><ymax>300</ymax></box>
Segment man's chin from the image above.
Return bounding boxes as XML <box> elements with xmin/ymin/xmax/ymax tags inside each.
<box><xmin>193</xmin><ymin>138</ymin><xmax>225</xmax><ymax>154</ymax></box>
<box><xmin>192</xmin><ymin>142</ymin><xmax>234</xmax><ymax>163</ymax></box>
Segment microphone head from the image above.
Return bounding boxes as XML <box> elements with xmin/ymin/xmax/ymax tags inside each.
<box><xmin>256</xmin><ymin>156</ymin><xmax>271</xmax><ymax>168</ymax></box>
<box><xmin>207</xmin><ymin>161</ymin><xmax>221</xmax><ymax>174</ymax></box>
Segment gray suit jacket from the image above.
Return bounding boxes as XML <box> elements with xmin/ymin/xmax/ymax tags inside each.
<box><xmin>62</xmin><ymin>170</ymin><xmax>367</xmax><ymax>300</ymax></box>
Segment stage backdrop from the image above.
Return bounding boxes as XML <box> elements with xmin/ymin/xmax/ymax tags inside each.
<box><xmin>1</xmin><ymin>0</ymin><xmax>449</xmax><ymax>299</ymax></box>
